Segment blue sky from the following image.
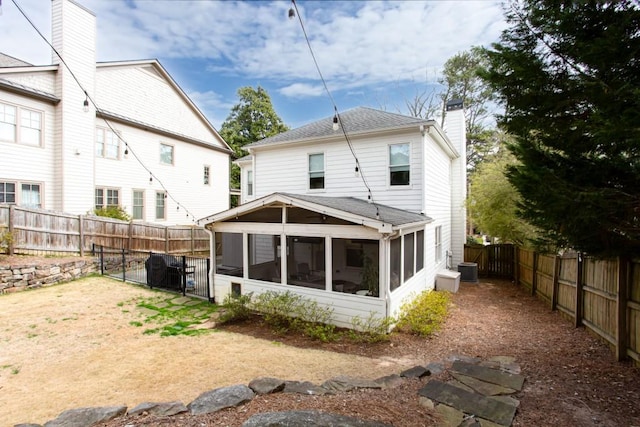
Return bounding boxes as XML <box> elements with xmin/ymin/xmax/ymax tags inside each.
<box><xmin>0</xmin><ymin>0</ymin><xmax>507</xmax><ymax>130</ymax></box>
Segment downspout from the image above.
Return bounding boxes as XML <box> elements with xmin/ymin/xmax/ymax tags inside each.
<box><xmin>203</xmin><ymin>224</ymin><xmax>215</xmax><ymax>303</ymax></box>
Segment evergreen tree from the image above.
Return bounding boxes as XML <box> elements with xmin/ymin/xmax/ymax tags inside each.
<box><xmin>483</xmin><ymin>0</ymin><xmax>640</xmax><ymax>257</ymax></box>
<box><xmin>220</xmin><ymin>86</ymin><xmax>289</xmax><ymax>191</ymax></box>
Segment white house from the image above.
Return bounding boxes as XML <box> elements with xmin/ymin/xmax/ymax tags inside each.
<box><xmin>0</xmin><ymin>0</ymin><xmax>232</xmax><ymax>225</ymax></box>
<box><xmin>200</xmin><ymin>104</ymin><xmax>466</xmax><ymax>327</ymax></box>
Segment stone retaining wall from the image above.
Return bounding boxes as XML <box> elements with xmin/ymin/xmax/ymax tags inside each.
<box><xmin>0</xmin><ymin>259</ymin><xmax>97</xmax><ymax>294</ymax></box>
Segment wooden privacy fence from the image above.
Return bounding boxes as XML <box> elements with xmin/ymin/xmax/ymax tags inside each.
<box><xmin>515</xmin><ymin>247</ymin><xmax>640</xmax><ymax>364</ymax></box>
<box><xmin>0</xmin><ymin>205</ymin><xmax>210</xmax><ymax>256</ymax></box>
<box><xmin>463</xmin><ymin>244</ymin><xmax>515</xmax><ymax>278</ymax></box>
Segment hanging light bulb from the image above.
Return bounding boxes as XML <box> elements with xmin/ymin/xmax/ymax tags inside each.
<box><xmin>354</xmin><ymin>164</ymin><xmax>359</xmax><ymax>177</ymax></box>
<box><xmin>332</xmin><ymin>114</ymin><xmax>339</xmax><ymax>131</ymax></box>
<box><xmin>288</xmin><ymin>1</ymin><xmax>295</xmax><ymax>19</ymax></box>
<box><xmin>83</xmin><ymin>94</ymin><xmax>89</xmax><ymax>113</ymax></box>
<box><xmin>124</xmin><ymin>145</ymin><xmax>129</xmax><ymax>156</ymax></box>
<box><xmin>149</xmin><ymin>175</ymin><xmax>153</xmax><ymax>184</ymax></box>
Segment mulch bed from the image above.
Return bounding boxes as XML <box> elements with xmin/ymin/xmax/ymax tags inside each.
<box><xmin>95</xmin><ymin>278</ymin><xmax>640</xmax><ymax>426</ymax></box>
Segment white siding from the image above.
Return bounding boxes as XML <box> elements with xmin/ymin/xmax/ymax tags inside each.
<box><xmin>444</xmin><ymin>108</ymin><xmax>467</xmax><ymax>268</ymax></box>
<box><xmin>0</xmin><ymin>70</ymin><xmax>58</xmax><ymax>95</ymax></box>
<box><xmin>253</xmin><ymin>130</ymin><xmax>424</xmax><ymax>213</ymax></box>
<box><xmin>95</xmin><ymin>66</ymin><xmax>225</xmax><ymax>148</ymax></box>
<box><xmin>94</xmin><ymin>122</ymin><xmax>229</xmax><ymax>224</ymax></box>
<box><xmin>0</xmin><ymin>93</ymin><xmax>56</xmax><ymax>209</ymax></box>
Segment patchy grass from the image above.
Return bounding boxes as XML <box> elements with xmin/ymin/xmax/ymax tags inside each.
<box><xmin>121</xmin><ymin>293</ymin><xmax>219</xmax><ymax>337</ymax></box>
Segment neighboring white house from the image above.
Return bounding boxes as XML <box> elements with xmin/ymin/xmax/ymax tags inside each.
<box><xmin>200</xmin><ymin>104</ymin><xmax>466</xmax><ymax>327</ymax></box>
<box><xmin>0</xmin><ymin>0</ymin><xmax>232</xmax><ymax>225</ymax></box>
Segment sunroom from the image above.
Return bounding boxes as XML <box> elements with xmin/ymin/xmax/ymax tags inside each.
<box><xmin>200</xmin><ymin>193</ymin><xmax>432</xmax><ymax>328</ymax></box>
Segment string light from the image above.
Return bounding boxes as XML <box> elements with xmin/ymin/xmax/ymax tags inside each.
<box><xmin>11</xmin><ymin>0</ymin><xmax>200</xmax><ymax>223</ymax></box>
<box><xmin>289</xmin><ymin>0</ymin><xmax>380</xmax><ymax>220</ymax></box>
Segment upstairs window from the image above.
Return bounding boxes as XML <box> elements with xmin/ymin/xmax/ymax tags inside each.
<box><xmin>389</xmin><ymin>143</ymin><xmax>410</xmax><ymax>186</ymax></box>
<box><xmin>0</xmin><ymin>103</ymin><xmax>42</xmax><ymax>146</ymax></box>
<box><xmin>247</xmin><ymin>170</ymin><xmax>254</xmax><ymax>196</ymax></box>
<box><xmin>21</xmin><ymin>109</ymin><xmax>42</xmax><ymax>146</ymax></box>
<box><xmin>204</xmin><ymin>165</ymin><xmax>210</xmax><ymax>185</ymax></box>
<box><xmin>309</xmin><ymin>153</ymin><xmax>324</xmax><ymax>190</ymax></box>
<box><xmin>96</xmin><ymin>127</ymin><xmax>120</xmax><ymax>159</ymax></box>
<box><xmin>160</xmin><ymin>143</ymin><xmax>174</xmax><ymax>165</ymax></box>
<box><xmin>0</xmin><ymin>103</ymin><xmax>16</xmax><ymax>142</ymax></box>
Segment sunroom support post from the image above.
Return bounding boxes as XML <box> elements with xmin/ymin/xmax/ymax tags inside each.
<box><xmin>325</xmin><ymin>236</ymin><xmax>332</xmax><ymax>291</ymax></box>
<box><xmin>281</xmin><ymin>206</ymin><xmax>287</xmax><ymax>282</ymax></box>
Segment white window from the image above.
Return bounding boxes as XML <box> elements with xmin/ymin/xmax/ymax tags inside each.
<box><xmin>0</xmin><ymin>182</ymin><xmax>16</xmax><ymax>204</ymax></box>
<box><xmin>21</xmin><ymin>183</ymin><xmax>41</xmax><ymax>208</ymax></box>
<box><xmin>0</xmin><ymin>103</ymin><xmax>42</xmax><ymax>146</ymax></box>
<box><xmin>435</xmin><ymin>226</ymin><xmax>442</xmax><ymax>263</ymax></box>
<box><xmin>95</xmin><ymin>188</ymin><xmax>119</xmax><ymax>209</ymax></box>
<box><xmin>389</xmin><ymin>143</ymin><xmax>410</xmax><ymax>186</ymax></box>
<box><xmin>404</xmin><ymin>232</ymin><xmax>415</xmax><ymax>281</ymax></box>
<box><xmin>20</xmin><ymin>109</ymin><xmax>42</xmax><ymax>146</ymax></box>
<box><xmin>0</xmin><ymin>103</ymin><xmax>16</xmax><ymax>142</ymax></box>
<box><xmin>204</xmin><ymin>165</ymin><xmax>210</xmax><ymax>185</ymax></box>
<box><xmin>95</xmin><ymin>127</ymin><xmax>120</xmax><ymax>159</ymax></box>
<box><xmin>132</xmin><ymin>190</ymin><xmax>144</xmax><ymax>220</ymax></box>
<box><xmin>247</xmin><ymin>170</ymin><xmax>253</xmax><ymax>196</ymax></box>
<box><xmin>309</xmin><ymin>153</ymin><xmax>324</xmax><ymax>190</ymax></box>
<box><xmin>160</xmin><ymin>143</ymin><xmax>174</xmax><ymax>165</ymax></box>
<box><xmin>156</xmin><ymin>191</ymin><xmax>166</xmax><ymax>220</ymax></box>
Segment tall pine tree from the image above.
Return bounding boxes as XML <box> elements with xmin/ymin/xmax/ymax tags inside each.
<box><xmin>483</xmin><ymin>1</ymin><xmax>640</xmax><ymax>256</ymax></box>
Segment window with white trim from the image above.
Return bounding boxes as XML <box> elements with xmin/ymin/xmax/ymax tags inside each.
<box><xmin>160</xmin><ymin>143</ymin><xmax>174</xmax><ymax>165</ymax></box>
<box><xmin>155</xmin><ymin>191</ymin><xmax>166</xmax><ymax>220</ymax></box>
<box><xmin>389</xmin><ymin>143</ymin><xmax>410</xmax><ymax>185</ymax></box>
<box><xmin>95</xmin><ymin>127</ymin><xmax>120</xmax><ymax>159</ymax></box>
<box><xmin>435</xmin><ymin>225</ymin><xmax>442</xmax><ymax>263</ymax></box>
<box><xmin>0</xmin><ymin>181</ymin><xmax>42</xmax><ymax>207</ymax></box>
<box><xmin>21</xmin><ymin>183</ymin><xmax>41</xmax><ymax>208</ymax></box>
<box><xmin>0</xmin><ymin>182</ymin><xmax>16</xmax><ymax>204</ymax></box>
<box><xmin>132</xmin><ymin>190</ymin><xmax>144</xmax><ymax>220</ymax></box>
<box><xmin>0</xmin><ymin>102</ymin><xmax>42</xmax><ymax>146</ymax></box>
<box><xmin>247</xmin><ymin>170</ymin><xmax>253</xmax><ymax>196</ymax></box>
<box><xmin>309</xmin><ymin>153</ymin><xmax>324</xmax><ymax>189</ymax></box>
<box><xmin>95</xmin><ymin>188</ymin><xmax>120</xmax><ymax>209</ymax></box>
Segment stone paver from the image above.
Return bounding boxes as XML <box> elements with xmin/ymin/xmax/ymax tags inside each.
<box><xmin>450</xmin><ymin>372</ymin><xmax>516</xmax><ymax>396</ymax></box>
<box><xmin>137</xmin><ymin>307</ymin><xmax>158</xmax><ymax>317</ymax></box>
<box><xmin>451</xmin><ymin>361</ymin><xmax>525</xmax><ymax>391</ymax></box>
<box><xmin>171</xmin><ymin>296</ymin><xmax>191</xmax><ymax>305</ymax></box>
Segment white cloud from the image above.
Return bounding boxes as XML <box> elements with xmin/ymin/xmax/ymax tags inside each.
<box><xmin>279</xmin><ymin>82</ymin><xmax>325</xmax><ymax>98</ymax></box>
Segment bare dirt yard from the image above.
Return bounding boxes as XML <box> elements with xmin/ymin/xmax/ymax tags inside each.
<box><xmin>1</xmin><ymin>257</ymin><xmax>639</xmax><ymax>427</ymax></box>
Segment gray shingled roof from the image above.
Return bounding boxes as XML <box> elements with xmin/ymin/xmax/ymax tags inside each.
<box><xmin>247</xmin><ymin>107</ymin><xmax>432</xmax><ymax>148</ymax></box>
<box><xmin>0</xmin><ymin>78</ymin><xmax>59</xmax><ymax>103</ymax></box>
<box><xmin>0</xmin><ymin>53</ymin><xmax>32</xmax><ymax>67</ymax></box>
<box><xmin>280</xmin><ymin>192</ymin><xmax>431</xmax><ymax>227</ymax></box>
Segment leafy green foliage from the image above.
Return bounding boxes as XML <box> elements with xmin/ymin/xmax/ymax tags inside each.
<box><xmin>220</xmin><ymin>86</ymin><xmax>289</xmax><ymax>192</ymax></box>
<box><xmin>0</xmin><ymin>225</ymin><xmax>13</xmax><ymax>254</ymax></box>
<box><xmin>482</xmin><ymin>1</ymin><xmax>640</xmax><ymax>257</ymax></box>
<box><xmin>396</xmin><ymin>290</ymin><xmax>450</xmax><ymax>337</ymax></box>
<box><xmin>217</xmin><ymin>292</ymin><xmax>254</xmax><ymax>324</ymax></box>
<box><xmin>349</xmin><ymin>312</ymin><xmax>395</xmax><ymax>343</ymax></box>
<box><xmin>92</xmin><ymin>205</ymin><xmax>131</xmax><ymax>221</ymax></box>
<box><xmin>468</xmin><ymin>140</ymin><xmax>540</xmax><ymax>246</ymax></box>
<box><xmin>252</xmin><ymin>290</ymin><xmax>303</xmax><ymax>333</ymax></box>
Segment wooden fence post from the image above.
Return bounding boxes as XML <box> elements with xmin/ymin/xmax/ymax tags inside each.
<box><xmin>616</xmin><ymin>256</ymin><xmax>629</xmax><ymax>361</ymax></box>
<box><xmin>514</xmin><ymin>246</ymin><xmax>520</xmax><ymax>286</ymax></box>
<box><xmin>551</xmin><ymin>255</ymin><xmax>559</xmax><ymax>310</ymax></box>
<box><xmin>78</xmin><ymin>214</ymin><xmax>84</xmax><ymax>257</ymax></box>
<box><xmin>165</xmin><ymin>227</ymin><xmax>169</xmax><ymax>254</ymax></box>
<box><xmin>128</xmin><ymin>221</ymin><xmax>133</xmax><ymax>252</ymax></box>
<box><xmin>575</xmin><ymin>253</ymin><xmax>583</xmax><ymax>328</ymax></box>
<box><xmin>8</xmin><ymin>204</ymin><xmax>15</xmax><ymax>255</ymax></box>
<box><xmin>532</xmin><ymin>251</ymin><xmax>538</xmax><ymax>296</ymax></box>
<box><xmin>191</xmin><ymin>227</ymin><xmax>195</xmax><ymax>255</ymax></box>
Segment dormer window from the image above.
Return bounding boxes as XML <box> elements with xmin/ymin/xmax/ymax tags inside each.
<box><xmin>389</xmin><ymin>143</ymin><xmax>410</xmax><ymax>186</ymax></box>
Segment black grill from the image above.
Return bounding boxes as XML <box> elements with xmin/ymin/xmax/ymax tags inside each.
<box><xmin>145</xmin><ymin>253</ymin><xmax>182</xmax><ymax>290</ymax></box>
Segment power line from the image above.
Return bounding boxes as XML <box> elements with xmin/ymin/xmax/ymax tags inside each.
<box><xmin>10</xmin><ymin>0</ymin><xmax>198</xmax><ymax>222</ymax></box>
<box><xmin>289</xmin><ymin>0</ymin><xmax>380</xmax><ymax>219</ymax></box>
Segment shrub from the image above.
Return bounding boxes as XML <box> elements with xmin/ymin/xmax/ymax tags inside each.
<box><xmin>0</xmin><ymin>226</ymin><xmax>13</xmax><ymax>254</ymax></box>
<box><xmin>252</xmin><ymin>291</ymin><xmax>303</xmax><ymax>333</ymax></box>
<box><xmin>349</xmin><ymin>312</ymin><xmax>395</xmax><ymax>343</ymax></box>
<box><xmin>92</xmin><ymin>205</ymin><xmax>131</xmax><ymax>221</ymax></box>
<box><xmin>396</xmin><ymin>290</ymin><xmax>450</xmax><ymax>336</ymax></box>
<box><xmin>217</xmin><ymin>292</ymin><xmax>254</xmax><ymax>324</ymax></box>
